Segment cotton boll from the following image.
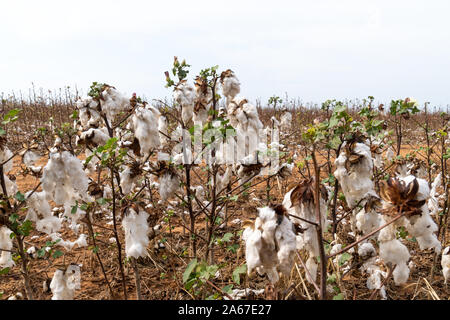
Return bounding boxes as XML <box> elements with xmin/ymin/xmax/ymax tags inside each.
<box><xmin>242</xmin><ymin>206</ymin><xmax>297</xmax><ymax>284</ymax></box>
<box><xmin>122</xmin><ymin>208</ymin><xmax>150</xmax><ymax>259</ymax></box>
<box><xmin>392</xmin><ymin>262</ymin><xmax>410</xmax><ymax>285</ymax></box>
<box><xmin>159</xmin><ymin>172</ymin><xmax>180</xmax><ymax>202</ymax></box>
<box><xmin>120</xmin><ymin>167</ymin><xmax>139</xmax><ymax>195</ymax></box>
<box><xmin>215</xmin><ymin>167</ymin><xmax>232</xmax><ymax>193</ymax></box>
<box><xmin>50</xmin><ymin>269</ymin><xmax>76</xmax><ymax>300</ymax></box>
<box><xmin>305</xmin><ymin>257</ymin><xmax>318</xmax><ymax>284</ymax></box>
<box><xmin>428</xmin><ymin>173</ymin><xmax>442</xmax><ymax>216</ymax></box>
<box><xmin>100</xmin><ymin>87</ymin><xmax>130</xmax><ymax>121</ymax></box>
<box><xmin>50</xmin><ymin>233</ymin><xmax>88</xmax><ymax>251</ymax></box>
<box><xmin>3</xmin><ymin>174</ymin><xmax>17</xmax><ymax>197</ymax></box>
<box><xmin>78</xmin><ymin>128</ymin><xmax>109</xmax><ymax>147</ymax></box>
<box><xmin>131</xmin><ymin>106</ymin><xmax>161</xmax><ymax>158</ymax></box>
<box><xmin>386</xmin><ymin>148</ymin><xmax>394</xmax><ymax>162</ymax></box>
<box><xmin>334</xmin><ymin>142</ymin><xmax>375</xmax><ymax>207</ymax></box>
<box><xmin>280</xmin><ymin>111</ymin><xmax>292</xmax><ymax>131</ymax></box>
<box><xmin>442</xmin><ymin>247</ymin><xmax>450</xmax><ymax>283</ymax></box>
<box><xmin>174</xmin><ymin>81</ymin><xmax>195</xmax><ymax>124</ymax></box>
<box><xmin>0</xmin><ymin>147</ymin><xmax>14</xmax><ymax>173</ymax></box>
<box><xmin>23</xmin><ymin>150</ymin><xmax>41</xmax><ymax>168</ymax></box>
<box><xmin>158</xmin><ymin>116</ymin><xmax>169</xmax><ymax>146</ymax></box>
<box><xmin>358</xmin><ymin>242</ymin><xmax>376</xmax><ymax>259</ymax></box>
<box><xmin>220</xmin><ymin>70</ymin><xmax>240</xmax><ymax>102</ymax></box>
<box><xmin>0</xmin><ymin>226</ymin><xmax>14</xmax><ymax>268</ymax></box>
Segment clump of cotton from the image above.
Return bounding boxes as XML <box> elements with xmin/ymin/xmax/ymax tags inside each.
<box><xmin>158</xmin><ymin>116</ymin><xmax>169</xmax><ymax>146</ymax></box>
<box><xmin>50</xmin><ymin>265</ymin><xmax>81</xmax><ymax>300</ymax></box>
<box><xmin>78</xmin><ymin>128</ymin><xmax>109</xmax><ymax>147</ymax></box>
<box><xmin>159</xmin><ymin>172</ymin><xmax>180</xmax><ymax>202</ymax></box>
<box><xmin>215</xmin><ymin>166</ymin><xmax>232</xmax><ymax>193</ymax></box>
<box><xmin>220</xmin><ymin>69</ymin><xmax>240</xmax><ymax>105</ymax></box>
<box><xmin>50</xmin><ymin>233</ymin><xmax>87</xmax><ymax>251</ymax></box>
<box><xmin>428</xmin><ymin>173</ymin><xmax>442</xmax><ymax>216</ymax></box>
<box><xmin>360</xmin><ymin>257</ymin><xmax>387</xmax><ymax>299</ymax></box>
<box><xmin>22</xmin><ymin>150</ymin><xmax>41</xmax><ymax>168</ymax></box>
<box><xmin>379</xmin><ymin>239</ymin><xmax>410</xmax><ymax>285</ymax></box>
<box><xmin>120</xmin><ymin>166</ymin><xmax>141</xmax><ymax>195</ymax></box>
<box><xmin>242</xmin><ymin>206</ymin><xmax>297</xmax><ymax>284</ymax></box>
<box><xmin>282</xmin><ymin>181</ymin><xmax>328</xmax><ymax>283</ymax></box>
<box><xmin>76</xmin><ymin>97</ymin><xmax>101</xmax><ymax>129</ymax></box>
<box><xmin>334</xmin><ymin>142</ymin><xmax>376</xmax><ymax>207</ymax></box>
<box><xmin>280</xmin><ymin>111</ymin><xmax>292</xmax><ymax>132</ymax></box>
<box><xmin>122</xmin><ymin>208</ymin><xmax>150</xmax><ymax>259</ymax></box>
<box><xmin>193</xmin><ymin>77</ymin><xmax>212</xmax><ymax>125</ymax></box>
<box><xmin>442</xmin><ymin>247</ymin><xmax>450</xmax><ymax>283</ymax></box>
<box><xmin>130</xmin><ymin>106</ymin><xmax>161</xmax><ymax>158</ymax></box>
<box><xmin>0</xmin><ymin>226</ymin><xmax>14</xmax><ymax>268</ymax></box>
<box><xmin>174</xmin><ymin>81</ymin><xmax>195</xmax><ymax>125</ymax></box>
<box><xmin>100</xmin><ymin>86</ymin><xmax>130</xmax><ymax>122</ymax></box>
<box><xmin>0</xmin><ymin>146</ymin><xmax>17</xmax><ymax>195</ymax></box>
<box><xmin>41</xmin><ymin>151</ymin><xmax>90</xmax><ymax>204</ymax></box>
<box><xmin>25</xmin><ymin>191</ymin><xmax>61</xmax><ymax>235</ymax></box>
<box><xmin>41</xmin><ymin>151</ymin><xmax>91</xmax><ymax>231</ymax></box>
<box><xmin>358</xmin><ymin>242</ymin><xmax>376</xmax><ymax>259</ymax></box>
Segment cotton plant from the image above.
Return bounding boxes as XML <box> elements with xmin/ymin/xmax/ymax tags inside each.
<box><xmin>378</xmin><ymin>175</ymin><xmax>441</xmax><ymax>285</ymax></box>
<box><xmin>242</xmin><ymin>205</ymin><xmax>297</xmax><ymax>284</ymax></box>
<box><xmin>282</xmin><ymin>179</ymin><xmax>329</xmax><ymax>283</ymax></box>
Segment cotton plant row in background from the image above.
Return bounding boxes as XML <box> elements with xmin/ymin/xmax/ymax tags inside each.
<box><xmin>0</xmin><ymin>57</ymin><xmax>448</xmax><ymax>300</ymax></box>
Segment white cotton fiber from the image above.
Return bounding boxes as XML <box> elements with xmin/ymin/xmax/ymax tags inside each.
<box><xmin>122</xmin><ymin>208</ymin><xmax>150</xmax><ymax>259</ymax></box>
<box><xmin>0</xmin><ymin>226</ymin><xmax>14</xmax><ymax>268</ymax></box>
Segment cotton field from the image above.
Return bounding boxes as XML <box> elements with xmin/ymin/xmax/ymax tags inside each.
<box><xmin>0</xmin><ymin>58</ymin><xmax>449</xmax><ymax>301</ymax></box>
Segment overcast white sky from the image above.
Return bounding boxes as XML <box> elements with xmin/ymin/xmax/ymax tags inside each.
<box><xmin>1</xmin><ymin>0</ymin><xmax>449</xmax><ymax>108</ymax></box>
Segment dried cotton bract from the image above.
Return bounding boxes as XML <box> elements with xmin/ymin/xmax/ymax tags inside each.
<box><xmin>242</xmin><ymin>206</ymin><xmax>297</xmax><ymax>284</ymax></box>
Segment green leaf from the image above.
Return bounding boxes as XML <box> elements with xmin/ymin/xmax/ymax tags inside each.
<box><xmin>183</xmin><ymin>258</ymin><xmax>198</xmax><ymax>283</ymax></box>
<box><xmin>52</xmin><ymin>250</ymin><xmax>64</xmax><ymax>259</ymax></box>
<box><xmin>339</xmin><ymin>252</ymin><xmax>352</xmax><ymax>266</ymax></box>
<box><xmin>222</xmin><ymin>233</ymin><xmax>233</xmax><ymax>243</ymax></box>
<box><xmin>0</xmin><ymin>267</ymin><xmax>10</xmax><ymax>275</ymax></box>
<box><xmin>14</xmin><ymin>191</ymin><xmax>25</xmax><ymax>202</ymax></box>
<box><xmin>333</xmin><ymin>293</ymin><xmax>344</xmax><ymax>300</ymax></box>
<box><xmin>232</xmin><ymin>264</ymin><xmax>247</xmax><ymax>285</ymax></box>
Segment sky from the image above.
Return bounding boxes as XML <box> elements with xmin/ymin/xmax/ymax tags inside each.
<box><xmin>1</xmin><ymin>0</ymin><xmax>450</xmax><ymax>108</ymax></box>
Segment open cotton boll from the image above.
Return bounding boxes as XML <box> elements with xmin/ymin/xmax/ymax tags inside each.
<box><xmin>158</xmin><ymin>116</ymin><xmax>169</xmax><ymax>146</ymax></box>
<box><xmin>0</xmin><ymin>226</ymin><xmax>14</xmax><ymax>268</ymax></box>
<box><xmin>76</xmin><ymin>97</ymin><xmax>101</xmax><ymax>129</ymax></box>
<box><xmin>50</xmin><ymin>266</ymin><xmax>80</xmax><ymax>300</ymax></box>
<box><xmin>442</xmin><ymin>247</ymin><xmax>450</xmax><ymax>283</ymax></box>
<box><xmin>79</xmin><ymin>128</ymin><xmax>110</xmax><ymax>147</ymax></box>
<box><xmin>174</xmin><ymin>81</ymin><xmax>195</xmax><ymax>124</ymax></box>
<box><xmin>120</xmin><ymin>167</ymin><xmax>139</xmax><ymax>195</ymax></box>
<box><xmin>0</xmin><ymin>147</ymin><xmax>14</xmax><ymax>173</ymax></box>
<box><xmin>242</xmin><ymin>206</ymin><xmax>297</xmax><ymax>284</ymax></box>
<box><xmin>159</xmin><ymin>172</ymin><xmax>180</xmax><ymax>202</ymax></box>
<box><xmin>220</xmin><ymin>69</ymin><xmax>240</xmax><ymax>103</ymax></box>
<box><xmin>215</xmin><ymin>167</ymin><xmax>232</xmax><ymax>193</ymax></box>
<box><xmin>386</xmin><ymin>147</ymin><xmax>394</xmax><ymax>162</ymax></box>
<box><xmin>428</xmin><ymin>173</ymin><xmax>442</xmax><ymax>216</ymax></box>
<box><xmin>122</xmin><ymin>208</ymin><xmax>150</xmax><ymax>259</ymax></box>
<box><xmin>379</xmin><ymin>239</ymin><xmax>410</xmax><ymax>285</ymax></box>
<box><xmin>41</xmin><ymin>151</ymin><xmax>90</xmax><ymax>206</ymax></box>
<box><xmin>131</xmin><ymin>106</ymin><xmax>160</xmax><ymax>158</ymax></box>
<box><xmin>23</xmin><ymin>150</ymin><xmax>41</xmax><ymax>168</ymax></box>
<box><xmin>334</xmin><ymin>142</ymin><xmax>375</xmax><ymax>207</ymax></box>
<box><xmin>25</xmin><ymin>191</ymin><xmax>62</xmax><ymax>235</ymax></box>
<box><xmin>305</xmin><ymin>257</ymin><xmax>318</xmax><ymax>283</ymax></box>
<box><xmin>3</xmin><ymin>174</ymin><xmax>17</xmax><ymax>197</ymax></box>
<box><xmin>50</xmin><ymin>233</ymin><xmax>88</xmax><ymax>251</ymax></box>
<box><xmin>280</xmin><ymin>111</ymin><xmax>292</xmax><ymax>131</ymax></box>
<box><xmin>358</xmin><ymin>242</ymin><xmax>376</xmax><ymax>259</ymax></box>
<box><xmin>100</xmin><ymin>86</ymin><xmax>130</xmax><ymax>121</ymax></box>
